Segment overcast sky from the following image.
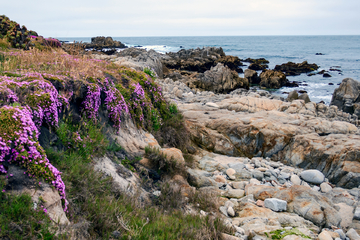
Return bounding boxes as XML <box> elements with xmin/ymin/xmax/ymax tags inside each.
<box><xmin>1</xmin><ymin>0</ymin><xmax>360</xmax><ymax>37</ymax></box>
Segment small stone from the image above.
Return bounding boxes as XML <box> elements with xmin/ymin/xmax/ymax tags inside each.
<box><xmin>232</xmin><ymin>181</ymin><xmax>248</xmax><ymax>190</ymax></box>
<box><xmin>335</xmin><ymin>229</ymin><xmax>346</xmax><ymax>240</ymax></box>
<box><xmin>219</xmin><ymin>206</ymin><xmax>228</xmax><ymax>217</ymax></box>
<box><xmin>290</xmin><ymin>175</ymin><xmax>301</xmax><ymax>185</ymax></box>
<box><xmin>318</xmin><ymin>231</ymin><xmax>333</xmax><ymax>240</ymax></box>
<box><xmin>205</xmin><ymin>102</ymin><xmax>219</xmax><ymax>108</ymax></box>
<box><xmin>249</xmin><ymin>178</ymin><xmax>261</xmax><ymax>185</ymax></box>
<box><xmin>200</xmin><ymin>210</ymin><xmax>207</xmax><ymax>216</ymax></box>
<box><xmin>214</xmin><ymin>175</ymin><xmax>227</xmax><ymax>184</ymax></box>
<box><xmin>346</xmin><ymin>228</ymin><xmax>360</xmax><ymax>240</ymax></box>
<box><xmin>300</xmin><ymin>169</ymin><xmax>325</xmax><ymax>184</ymax></box>
<box><xmin>354</xmin><ymin>206</ymin><xmax>360</xmax><ymax>220</ymax></box>
<box><xmin>222</xmin><ymin>189</ymin><xmax>245</xmax><ymax>199</ymax></box>
<box><xmin>320</xmin><ymin>182</ymin><xmax>332</xmax><ymax>193</ymax></box>
<box><xmin>224</xmin><ymin>200</ymin><xmax>235</xmax><ymax>209</ymax></box>
<box><xmin>257</xmin><ymin>167</ymin><xmax>267</xmax><ymax>172</ymax></box>
<box><xmin>112</xmin><ymin>230</ymin><xmax>121</xmax><ymax>239</ymax></box>
<box><xmin>234</xmin><ymin>226</ymin><xmax>245</xmax><ymax>235</ymax></box>
<box><xmin>175</xmin><ymin>89</ymin><xmax>183</xmax><ymax>98</ymax></box>
<box><xmin>312</xmin><ymin>186</ymin><xmax>320</xmax><ymax>192</ymax></box>
<box><xmin>226</xmin><ymin>168</ymin><xmax>236</xmax><ymax>180</ymax></box>
<box><xmin>227</xmin><ymin>206</ymin><xmax>235</xmax><ymax>217</ymax></box>
<box><xmin>256</xmin><ymin>199</ymin><xmax>264</xmax><ymax>207</ymax></box>
<box><xmin>228</xmin><ymin>162</ymin><xmax>245</xmax><ymax>172</ymax></box>
<box><xmin>153</xmin><ymin>190</ymin><xmax>161</xmax><ymax>196</ymax></box>
<box><xmin>264</xmin><ymin>198</ymin><xmax>287</xmax><ymax>212</ymax></box>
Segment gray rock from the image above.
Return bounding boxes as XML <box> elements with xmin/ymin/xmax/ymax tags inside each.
<box><xmin>252</xmin><ymin>170</ymin><xmax>264</xmax><ymax>181</ymax></box>
<box><xmin>264</xmin><ymin>198</ymin><xmax>287</xmax><ymax>212</ymax></box>
<box><xmin>335</xmin><ymin>229</ymin><xmax>346</xmax><ymax>240</ymax></box>
<box><xmin>354</xmin><ymin>206</ymin><xmax>360</xmax><ymax>221</ymax></box>
<box><xmin>222</xmin><ymin>189</ymin><xmax>245</xmax><ymax>199</ymax></box>
<box><xmin>235</xmin><ymin>169</ymin><xmax>252</xmax><ymax>180</ymax></box>
<box><xmin>187</xmin><ymin>169</ymin><xmax>217</xmax><ymax>188</ymax></box>
<box><xmin>219</xmin><ymin>206</ymin><xmax>228</xmax><ymax>217</ymax></box>
<box><xmin>346</xmin><ymin>228</ymin><xmax>360</xmax><ymax>240</ymax></box>
<box><xmin>228</xmin><ymin>162</ymin><xmax>245</xmax><ymax>172</ymax></box>
<box><xmin>300</xmin><ymin>170</ymin><xmax>325</xmax><ymax>184</ymax></box>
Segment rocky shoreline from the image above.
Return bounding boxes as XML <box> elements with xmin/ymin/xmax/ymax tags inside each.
<box><xmin>95</xmin><ymin>46</ymin><xmax>360</xmax><ymax>239</ymax></box>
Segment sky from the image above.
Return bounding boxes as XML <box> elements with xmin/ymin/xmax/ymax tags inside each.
<box><xmin>1</xmin><ymin>0</ymin><xmax>360</xmax><ymax>37</ymax></box>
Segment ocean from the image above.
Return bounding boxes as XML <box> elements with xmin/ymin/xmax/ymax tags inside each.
<box><xmin>58</xmin><ymin>36</ymin><xmax>360</xmax><ymax>104</ymax></box>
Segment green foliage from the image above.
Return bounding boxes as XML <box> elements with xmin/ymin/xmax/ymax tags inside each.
<box><xmin>107</xmin><ymin>141</ymin><xmax>123</xmax><ymax>152</ymax></box>
<box><xmin>269</xmin><ymin>228</ymin><xmax>311</xmax><ymax>239</ymax></box>
<box><xmin>144</xmin><ymin>146</ymin><xmax>186</xmax><ymax>177</ymax></box>
<box><xmin>0</xmin><ymin>177</ymin><xmax>56</xmax><ymax>239</ymax></box>
<box><xmin>45</xmin><ymin>122</ymin><xmax>230</xmax><ymax>239</ymax></box>
<box><xmin>57</xmin><ymin>117</ymin><xmax>108</xmax><ymax>161</ymax></box>
<box><xmin>154</xmin><ymin>112</ymin><xmax>192</xmax><ymax>155</ymax></box>
<box><xmin>143</xmin><ymin>67</ymin><xmax>157</xmax><ymax>79</ymax></box>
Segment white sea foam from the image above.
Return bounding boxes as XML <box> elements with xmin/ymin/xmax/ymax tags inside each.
<box><xmin>125</xmin><ymin>44</ymin><xmax>180</xmax><ymax>54</ymax></box>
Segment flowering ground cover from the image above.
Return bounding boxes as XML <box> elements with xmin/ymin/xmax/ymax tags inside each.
<box><xmin>0</xmin><ymin>25</ymin><xmax>228</xmax><ymax>238</ymax></box>
<box><xmin>0</xmin><ymin>47</ymin><xmax>174</xmax><ymax>210</ymax></box>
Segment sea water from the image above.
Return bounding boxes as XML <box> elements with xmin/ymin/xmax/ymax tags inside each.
<box><xmin>58</xmin><ymin>36</ymin><xmax>360</xmax><ymax>104</ymax></box>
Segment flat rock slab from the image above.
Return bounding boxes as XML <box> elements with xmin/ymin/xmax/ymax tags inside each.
<box><xmin>300</xmin><ymin>170</ymin><xmax>325</xmax><ymax>184</ymax></box>
<box><xmin>264</xmin><ymin>198</ymin><xmax>287</xmax><ymax>212</ymax></box>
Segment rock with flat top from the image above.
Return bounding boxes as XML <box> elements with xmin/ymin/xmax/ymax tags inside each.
<box><xmin>264</xmin><ymin>198</ymin><xmax>287</xmax><ymax>212</ymax></box>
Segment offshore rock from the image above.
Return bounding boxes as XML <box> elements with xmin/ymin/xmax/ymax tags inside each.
<box><xmin>259</xmin><ymin>70</ymin><xmax>288</xmax><ymax>89</ymax></box>
<box><xmin>162</xmin><ymin>47</ymin><xmax>243</xmax><ymax>73</ymax></box>
<box><xmin>85</xmin><ymin>36</ymin><xmax>126</xmax><ymax>50</ymax></box>
<box><xmin>274</xmin><ymin>61</ymin><xmax>319</xmax><ymax>76</ymax></box>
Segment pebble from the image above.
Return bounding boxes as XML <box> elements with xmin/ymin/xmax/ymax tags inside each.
<box><xmin>226</xmin><ymin>168</ymin><xmax>236</xmax><ymax>180</ymax></box>
<box><xmin>227</xmin><ymin>206</ymin><xmax>235</xmax><ymax>217</ymax></box>
<box><xmin>320</xmin><ymin>182</ymin><xmax>333</xmax><ymax>193</ymax></box>
<box><xmin>290</xmin><ymin>175</ymin><xmax>301</xmax><ymax>185</ymax></box>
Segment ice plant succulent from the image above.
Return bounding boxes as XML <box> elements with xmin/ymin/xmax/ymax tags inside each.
<box><xmin>0</xmin><ymin>106</ymin><xmax>67</xmax><ymax>210</ymax></box>
<box><xmin>82</xmin><ymin>83</ymin><xmax>101</xmax><ymax>120</ymax></box>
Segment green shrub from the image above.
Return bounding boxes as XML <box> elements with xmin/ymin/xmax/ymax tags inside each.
<box><xmin>145</xmin><ymin>146</ymin><xmax>186</xmax><ymax>177</ymax></box>
<box><xmin>0</xmin><ymin>177</ymin><xmax>56</xmax><ymax>239</ymax></box>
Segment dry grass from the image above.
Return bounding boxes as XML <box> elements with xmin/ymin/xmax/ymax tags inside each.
<box><xmin>0</xmin><ymin>48</ymin><xmax>112</xmax><ymax>81</ymax></box>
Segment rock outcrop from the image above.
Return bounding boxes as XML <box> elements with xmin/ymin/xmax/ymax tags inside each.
<box><xmin>84</xmin><ymin>36</ymin><xmax>126</xmax><ymax>50</ymax></box>
<box><xmin>330</xmin><ymin>78</ymin><xmax>360</xmax><ymax>117</ymax></box>
<box><xmin>274</xmin><ymin>61</ymin><xmax>319</xmax><ymax>76</ymax></box>
<box><xmin>190</xmin><ymin>63</ymin><xmax>249</xmax><ymax>93</ymax></box>
<box><xmin>162</xmin><ymin>47</ymin><xmax>243</xmax><ymax>73</ymax></box>
<box><xmin>259</xmin><ymin>70</ymin><xmax>288</xmax><ymax>89</ymax></box>
<box><xmin>4</xmin><ymin>164</ymin><xmax>70</xmax><ymax>225</ymax></box>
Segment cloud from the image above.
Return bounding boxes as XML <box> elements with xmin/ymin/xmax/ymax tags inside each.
<box><xmin>1</xmin><ymin>0</ymin><xmax>359</xmax><ymax>36</ymax></box>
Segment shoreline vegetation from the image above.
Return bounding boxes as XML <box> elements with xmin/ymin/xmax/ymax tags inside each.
<box><xmin>0</xmin><ymin>15</ymin><xmax>230</xmax><ymax>239</ymax></box>
<box><xmin>2</xmin><ymin>15</ymin><xmax>360</xmax><ymax>240</ymax></box>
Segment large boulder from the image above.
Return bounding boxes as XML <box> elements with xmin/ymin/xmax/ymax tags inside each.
<box><xmin>192</xmin><ymin>63</ymin><xmax>249</xmax><ymax>93</ymax></box>
<box><xmin>259</xmin><ymin>70</ymin><xmax>288</xmax><ymax>89</ymax></box>
<box><xmin>330</xmin><ymin>78</ymin><xmax>360</xmax><ymax>116</ymax></box>
<box><xmin>112</xmin><ymin>48</ymin><xmax>165</xmax><ymax>78</ymax></box>
<box><xmin>244</xmin><ymin>69</ymin><xmax>260</xmax><ymax>84</ymax></box>
<box><xmin>274</xmin><ymin>61</ymin><xmax>319</xmax><ymax>76</ymax></box>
